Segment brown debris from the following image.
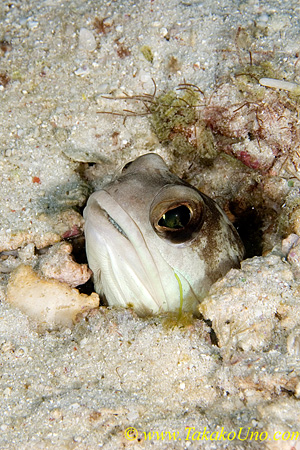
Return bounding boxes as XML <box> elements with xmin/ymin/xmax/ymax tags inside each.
<box><xmin>115</xmin><ymin>40</ymin><xmax>131</xmax><ymax>58</ymax></box>
<box><xmin>93</xmin><ymin>17</ymin><xmax>113</xmax><ymax>35</ymax></box>
<box><xmin>0</xmin><ymin>72</ymin><xmax>10</xmax><ymax>87</ymax></box>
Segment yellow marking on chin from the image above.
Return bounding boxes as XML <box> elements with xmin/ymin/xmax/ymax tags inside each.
<box><xmin>174</xmin><ymin>271</ymin><xmax>183</xmax><ymax>320</ymax></box>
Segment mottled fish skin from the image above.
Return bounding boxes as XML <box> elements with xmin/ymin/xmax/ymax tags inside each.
<box><xmin>83</xmin><ymin>153</ymin><xmax>244</xmax><ymax>316</ymax></box>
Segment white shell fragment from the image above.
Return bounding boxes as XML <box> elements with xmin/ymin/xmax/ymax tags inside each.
<box><xmin>6</xmin><ymin>265</ymin><xmax>99</xmax><ymax>328</ymax></box>
<box><xmin>259</xmin><ymin>77</ymin><xmax>300</xmax><ymax>93</ymax></box>
<box><xmin>78</xmin><ymin>28</ymin><xmax>97</xmax><ymax>52</ymax></box>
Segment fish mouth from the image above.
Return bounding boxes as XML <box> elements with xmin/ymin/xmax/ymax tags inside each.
<box><xmin>106</xmin><ymin>213</ymin><xmax>129</xmax><ymax>240</ymax></box>
<box><xmin>83</xmin><ymin>189</ymin><xmax>179</xmax><ymax>315</ymax></box>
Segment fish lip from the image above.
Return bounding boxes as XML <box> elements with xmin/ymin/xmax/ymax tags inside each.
<box><xmin>83</xmin><ymin>190</ymin><xmax>173</xmax><ymax>314</ymax></box>
<box><xmin>105</xmin><ymin>210</ymin><xmax>129</xmax><ymax>240</ymax></box>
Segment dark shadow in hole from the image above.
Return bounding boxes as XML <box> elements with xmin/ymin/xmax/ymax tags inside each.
<box><xmin>231</xmin><ymin>204</ymin><xmax>264</xmax><ymax>258</ymax></box>
<box><xmin>67</xmin><ymin>235</ymin><xmax>87</xmax><ymax>264</ymax></box>
<box><xmin>77</xmin><ymin>277</ymin><xmax>95</xmax><ymax>296</ymax></box>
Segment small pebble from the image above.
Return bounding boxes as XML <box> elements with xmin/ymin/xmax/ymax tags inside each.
<box><xmin>27</xmin><ymin>20</ymin><xmax>39</xmax><ymax>30</ymax></box>
<box><xmin>287</xmin><ymin>327</ymin><xmax>300</xmax><ymax>356</ymax></box>
<box><xmin>15</xmin><ymin>347</ymin><xmax>28</xmax><ymax>358</ymax></box>
<box><xmin>50</xmin><ymin>409</ymin><xmax>63</xmax><ymax>420</ymax></box>
<box><xmin>3</xmin><ymin>387</ymin><xmax>12</xmax><ymax>397</ymax></box>
<box><xmin>78</xmin><ymin>28</ymin><xmax>96</xmax><ymax>52</ymax></box>
<box><xmin>160</xmin><ymin>27</ymin><xmax>168</xmax><ymax>37</ymax></box>
<box><xmin>282</xmin><ymin>234</ymin><xmax>299</xmax><ymax>257</ymax></box>
<box><xmin>258</xmin><ymin>13</ymin><xmax>269</xmax><ymax>23</ymax></box>
<box><xmin>74</xmin><ymin>66</ymin><xmax>90</xmax><ymax>76</ymax></box>
<box><xmin>1</xmin><ymin>341</ymin><xmax>14</xmax><ymax>353</ymax></box>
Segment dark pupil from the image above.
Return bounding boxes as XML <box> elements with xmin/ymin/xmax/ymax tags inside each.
<box><xmin>158</xmin><ymin>205</ymin><xmax>191</xmax><ymax>229</ymax></box>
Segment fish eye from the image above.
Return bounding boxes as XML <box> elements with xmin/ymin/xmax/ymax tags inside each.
<box><xmin>158</xmin><ymin>205</ymin><xmax>191</xmax><ymax>229</ymax></box>
<box><xmin>150</xmin><ymin>185</ymin><xmax>205</xmax><ymax>244</ymax></box>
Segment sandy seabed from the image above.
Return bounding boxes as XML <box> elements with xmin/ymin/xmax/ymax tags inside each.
<box><xmin>1</xmin><ymin>0</ymin><xmax>300</xmax><ymax>448</ymax></box>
